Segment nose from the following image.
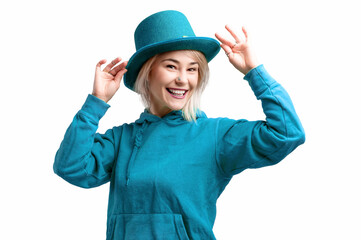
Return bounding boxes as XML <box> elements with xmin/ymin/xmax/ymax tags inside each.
<box><xmin>176</xmin><ymin>70</ymin><xmax>187</xmax><ymax>85</ymax></box>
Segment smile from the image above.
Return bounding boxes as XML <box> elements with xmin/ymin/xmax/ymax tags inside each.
<box><xmin>166</xmin><ymin>88</ymin><xmax>188</xmax><ymax>99</ymax></box>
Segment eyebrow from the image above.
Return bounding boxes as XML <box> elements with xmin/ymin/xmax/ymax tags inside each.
<box><xmin>161</xmin><ymin>58</ymin><xmax>199</xmax><ymax>65</ymax></box>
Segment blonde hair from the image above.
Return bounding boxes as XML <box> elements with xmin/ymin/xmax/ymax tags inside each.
<box><xmin>134</xmin><ymin>50</ymin><xmax>209</xmax><ymax>122</ymax></box>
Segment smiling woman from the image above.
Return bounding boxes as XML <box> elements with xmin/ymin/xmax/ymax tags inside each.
<box><xmin>135</xmin><ymin>50</ymin><xmax>209</xmax><ymax>121</ymax></box>
<box><xmin>53</xmin><ymin>10</ymin><xmax>305</xmax><ymax>240</ymax></box>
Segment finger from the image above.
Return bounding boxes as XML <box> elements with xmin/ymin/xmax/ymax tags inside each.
<box><xmin>215</xmin><ymin>32</ymin><xmax>234</xmax><ymax>48</ymax></box>
<box><xmin>96</xmin><ymin>59</ymin><xmax>107</xmax><ymax>69</ymax></box>
<box><xmin>225</xmin><ymin>25</ymin><xmax>242</xmax><ymax>43</ymax></box>
<box><xmin>242</xmin><ymin>26</ymin><xmax>249</xmax><ymax>42</ymax></box>
<box><xmin>103</xmin><ymin>57</ymin><xmax>121</xmax><ymax>72</ymax></box>
<box><xmin>109</xmin><ymin>61</ymin><xmax>128</xmax><ymax>76</ymax></box>
<box><xmin>220</xmin><ymin>44</ymin><xmax>233</xmax><ymax>58</ymax></box>
<box><xmin>110</xmin><ymin>61</ymin><xmax>128</xmax><ymax>73</ymax></box>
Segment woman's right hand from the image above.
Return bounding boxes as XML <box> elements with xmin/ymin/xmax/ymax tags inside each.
<box><xmin>92</xmin><ymin>57</ymin><xmax>128</xmax><ymax>103</ymax></box>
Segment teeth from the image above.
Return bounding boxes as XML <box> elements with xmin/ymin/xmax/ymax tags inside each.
<box><xmin>168</xmin><ymin>89</ymin><xmax>186</xmax><ymax>95</ymax></box>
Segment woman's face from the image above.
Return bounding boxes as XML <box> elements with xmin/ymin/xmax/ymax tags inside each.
<box><xmin>148</xmin><ymin>50</ymin><xmax>199</xmax><ymax>117</ymax></box>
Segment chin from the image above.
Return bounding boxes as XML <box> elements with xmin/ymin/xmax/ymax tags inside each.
<box><xmin>167</xmin><ymin>94</ymin><xmax>192</xmax><ymax>110</ymax></box>
<box><xmin>168</xmin><ymin>103</ymin><xmax>186</xmax><ymax>111</ymax></box>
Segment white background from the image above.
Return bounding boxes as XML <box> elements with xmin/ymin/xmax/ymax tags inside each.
<box><xmin>1</xmin><ymin>0</ymin><xmax>360</xmax><ymax>239</ymax></box>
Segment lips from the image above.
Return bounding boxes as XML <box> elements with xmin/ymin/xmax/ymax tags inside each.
<box><xmin>166</xmin><ymin>88</ymin><xmax>188</xmax><ymax>99</ymax></box>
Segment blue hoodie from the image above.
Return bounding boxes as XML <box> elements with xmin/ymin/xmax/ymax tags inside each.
<box><xmin>54</xmin><ymin>65</ymin><xmax>305</xmax><ymax>240</ymax></box>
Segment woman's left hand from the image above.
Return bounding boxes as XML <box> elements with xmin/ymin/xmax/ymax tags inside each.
<box><xmin>215</xmin><ymin>25</ymin><xmax>259</xmax><ymax>75</ymax></box>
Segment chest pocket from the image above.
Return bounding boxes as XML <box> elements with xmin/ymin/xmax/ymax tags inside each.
<box><xmin>107</xmin><ymin>213</ymin><xmax>190</xmax><ymax>240</ymax></box>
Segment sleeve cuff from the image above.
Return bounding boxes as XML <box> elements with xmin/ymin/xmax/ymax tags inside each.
<box><xmin>79</xmin><ymin>94</ymin><xmax>111</xmax><ymax>122</ymax></box>
<box><xmin>243</xmin><ymin>64</ymin><xmax>277</xmax><ymax>96</ymax></box>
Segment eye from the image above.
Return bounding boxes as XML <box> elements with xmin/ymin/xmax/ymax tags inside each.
<box><xmin>166</xmin><ymin>65</ymin><xmax>176</xmax><ymax>70</ymax></box>
<box><xmin>188</xmin><ymin>67</ymin><xmax>198</xmax><ymax>72</ymax></box>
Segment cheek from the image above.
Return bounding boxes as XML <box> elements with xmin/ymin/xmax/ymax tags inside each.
<box><xmin>190</xmin><ymin>75</ymin><xmax>199</xmax><ymax>90</ymax></box>
<box><xmin>149</xmin><ymin>69</ymin><xmax>169</xmax><ymax>86</ymax></box>
<box><xmin>148</xmin><ymin>73</ymin><xmax>162</xmax><ymax>91</ymax></box>
<box><xmin>148</xmin><ymin>81</ymin><xmax>161</xmax><ymax>96</ymax></box>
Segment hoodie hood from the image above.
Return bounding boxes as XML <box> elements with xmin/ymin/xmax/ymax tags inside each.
<box><xmin>135</xmin><ymin>109</ymin><xmax>207</xmax><ymax>125</ymax></box>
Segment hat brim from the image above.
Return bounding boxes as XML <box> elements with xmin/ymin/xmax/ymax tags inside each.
<box><xmin>124</xmin><ymin>37</ymin><xmax>220</xmax><ymax>91</ymax></box>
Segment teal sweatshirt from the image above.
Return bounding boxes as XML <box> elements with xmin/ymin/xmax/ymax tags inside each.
<box><xmin>54</xmin><ymin>65</ymin><xmax>305</xmax><ymax>240</ymax></box>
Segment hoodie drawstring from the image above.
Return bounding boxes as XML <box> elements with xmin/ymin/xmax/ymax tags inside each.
<box><xmin>125</xmin><ymin>121</ymin><xmax>148</xmax><ymax>186</ymax></box>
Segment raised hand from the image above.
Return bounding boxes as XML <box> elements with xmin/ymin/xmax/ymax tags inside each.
<box><xmin>215</xmin><ymin>25</ymin><xmax>259</xmax><ymax>75</ymax></box>
<box><xmin>92</xmin><ymin>57</ymin><xmax>128</xmax><ymax>103</ymax></box>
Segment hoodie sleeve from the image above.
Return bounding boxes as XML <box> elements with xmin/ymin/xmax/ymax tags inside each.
<box><xmin>215</xmin><ymin>65</ymin><xmax>305</xmax><ymax>177</ymax></box>
<box><xmin>53</xmin><ymin>94</ymin><xmax>116</xmax><ymax>188</ymax></box>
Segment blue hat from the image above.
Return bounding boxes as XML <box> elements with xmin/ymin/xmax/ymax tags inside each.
<box><xmin>124</xmin><ymin>10</ymin><xmax>221</xmax><ymax>91</ymax></box>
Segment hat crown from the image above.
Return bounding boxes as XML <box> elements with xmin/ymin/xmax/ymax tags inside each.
<box><xmin>134</xmin><ymin>10</ymin><xmax>196</xmax><ymax>50</ymax></box>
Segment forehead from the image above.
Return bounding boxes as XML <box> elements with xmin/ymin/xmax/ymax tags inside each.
<box><xmin>157</xmin><ymin>50</ymin><xmax>198</xmax><ymax>63</ymax></box>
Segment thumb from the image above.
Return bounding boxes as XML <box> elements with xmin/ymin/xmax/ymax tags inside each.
<box><xmin>114</xmin><ymin>69</ymin><xmax>127</xmax><ymax>85</ymax></box>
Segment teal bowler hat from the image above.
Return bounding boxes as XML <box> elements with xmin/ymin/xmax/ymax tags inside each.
<box><xmin>124</xmin><ymin>10</ymin><xmax>221</xmax><ymax>91</ymax></box>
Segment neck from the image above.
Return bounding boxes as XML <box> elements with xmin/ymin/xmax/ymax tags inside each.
<box><xmin>148</xmin><ymin>106</ymin><xmax>173</xmax><ymax>118</ymax></box>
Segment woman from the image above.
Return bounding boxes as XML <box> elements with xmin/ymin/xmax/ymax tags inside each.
<box><xmin>54</xmin><ymin>10</ymin><xmax>305</xmax><ymax>239</ymax></box>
